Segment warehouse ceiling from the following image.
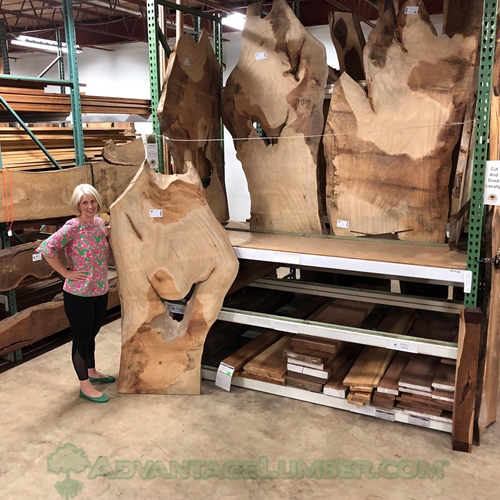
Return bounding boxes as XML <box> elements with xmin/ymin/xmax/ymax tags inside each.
<box><xmin>1</xmin><ymin>0</ymin><xmax>445</xmax><ymax>49</ymax></box>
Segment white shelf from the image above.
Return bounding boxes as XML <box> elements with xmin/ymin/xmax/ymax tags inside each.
<box><xmin>202</xmin><ymin>368</ymin><xmax>452</xmax><ymax>434</ymax></box>
<box><xmin>233</xmin><ymin>246</ymin><xmax>472</xmax><ymax>292</ymax></box>
<box><xmin>250</xmin><ymin>278</ymin><xmax>462</xmax><ymax>315</ymax></box>
<box><xmin>170</xmin><ymin>304</ymin><xmax>458</xmax><ymax>359</ymax></box>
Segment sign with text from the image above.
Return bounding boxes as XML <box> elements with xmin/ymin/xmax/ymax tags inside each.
<box><xmin>484</xmin><ymin>160</ymin><xmax>500</xmax><ymax>205</ymax></box>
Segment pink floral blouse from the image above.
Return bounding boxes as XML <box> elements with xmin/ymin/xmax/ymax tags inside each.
<box><xmin>37</xmin><ymin>217</ymin><xmax>110</xmax><ymax>297</ymax></box>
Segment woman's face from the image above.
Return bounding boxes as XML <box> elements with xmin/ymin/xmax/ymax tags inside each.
<box><xmin>78</xmin><ymin>193</ymin><xmax>99</xmax><ymax>222</ymax></box>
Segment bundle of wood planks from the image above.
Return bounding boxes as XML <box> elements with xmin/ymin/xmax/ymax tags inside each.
<box><xmin>0</xmin><ymin>124</ymin><xmax>137</xmax><ymax>170</ymax></box>
<box><xmin>216</xmin><ymin>293</ymin><xmax>458</xmax><ymax>420</ymax></box>
<box><xmin>0</xmin><ymin>85</ymin><xmax>150</xmax><ymax>119</ymax></box>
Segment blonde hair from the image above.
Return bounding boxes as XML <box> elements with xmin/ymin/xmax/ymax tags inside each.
<box><xmin>71</xmin><ymin>184</ymin><xmax>102</xmax><ymax>215</ymax></box>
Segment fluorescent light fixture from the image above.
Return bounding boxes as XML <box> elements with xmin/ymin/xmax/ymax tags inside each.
<box><xmin>222</xmin><ymin>12</ymin><xmax>246</xmax><ymax>31</ymax></box>
<box><xmin>11</xmin><ymin>35</ymin><xmax>82</xmax><ymax>54</ymax></box>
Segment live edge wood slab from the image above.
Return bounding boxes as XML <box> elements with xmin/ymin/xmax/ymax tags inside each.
<box><xmin>222</xmin><ymin>0</ymin><xmax>327</xmax><ymax>234</ymax></box>
<box><xmin>111</xmin><ymin>163</ymin><xmax>238</xmax><ymax>395</ymax></box>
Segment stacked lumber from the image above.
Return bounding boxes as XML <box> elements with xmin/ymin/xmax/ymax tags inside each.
<box><xmin>233</xmin><ymin>296</ymin><xmax>331</xmax><ymax>384</ymax></box>
<box><xmin>0</xmin><ymin>85</ymin><xmax>150</xmax><ymax>119</ymax></box>
<box><xmin>285</xmin><ymin>298</ymin><xmax>374</xmax><ymax>393</ymax></box>
<box><xmin>0</xmin><ymin>125</ymin><xmax>137</xmax><ymax>170</ymax></box>
<box><xmin>343</xmin><ymin>309</ymin><xmax>418</xmax><ymax>406</ymax></box>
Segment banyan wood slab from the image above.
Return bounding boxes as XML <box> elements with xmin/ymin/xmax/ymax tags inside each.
<box><xmin>158</xmin><ymin>31</ymin><xmax>229</xmax><ymax>223</ymax></box>
<box><xmin>324</xmin><ymin>0</ymin><xmax>477</xmax><ymax>243</ymax></box>
<box><xmin>222</xmin><ymin>0</ymin><xmax>327</xmax><ymax>234</ymax></box>
<box><xmin>111</xmin><ymin>163</ymin><xmax>238</xmax><ymax>394</ymax></box>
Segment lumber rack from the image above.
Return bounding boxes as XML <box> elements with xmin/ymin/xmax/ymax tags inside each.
<box><xmin>201</xmin><ymin>367</ymin><xmax>453</xmax><ymax>433</ymax></box>
<box><xmin>168</xmin><ymin>230</ymin><xmax>468</xmax><ymax>434</ymax></box>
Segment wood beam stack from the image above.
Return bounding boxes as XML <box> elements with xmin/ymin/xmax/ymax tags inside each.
<box><xmin>0</xmin><ymin>86</ymin><xmax>150</xmax><ymax>120</ymax></box>
<box><xmin>0</xmin><ymin>125</ymin><xmax>137</xmax><ymax>170</ymax></box>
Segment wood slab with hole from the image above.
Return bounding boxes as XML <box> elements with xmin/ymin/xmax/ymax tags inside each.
<box><xmin>111</xmin><ymin>163</ymin><xmax>238</xmax><ymax>394</ymax></box>
<box><xmin>324</xmin><ymin>1</ymin><xmax>477</xmax><ymax>242</ymax></box>
<box><xmin>158</xmin><ymin>31</ymin><xmax>228</xmax><ymax>223</ymax></box>
<box><xmin>221</xmin><ymin>0</ymin><xmax>327</xmax><ymax>234</ymax></box>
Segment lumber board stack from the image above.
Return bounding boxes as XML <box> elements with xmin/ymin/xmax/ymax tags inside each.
<box><xmin>0</xmin><ymin>125</ymin><xmax>137</xmax><ymax>170</ymax></box>
<box><xmin>0</xmin><ymin>86</ymin><xmax>150</xmax><ymax>119</ymax></box>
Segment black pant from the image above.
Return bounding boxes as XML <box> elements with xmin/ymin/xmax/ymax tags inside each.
<box><xmin>64</xmin><ymin>291</ymin><xmax>108</xmax><ymax>381</ymax></box>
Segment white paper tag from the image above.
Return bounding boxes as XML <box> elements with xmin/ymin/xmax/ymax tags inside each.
<box><xmin>337</xmin><ymin>220</ymin><xmax>349</xmax><ymax>229</ymax></box>
<box><xmin>215</xmin><ymin>362</ymin><xmax>234</xmax><ymax>391</ymax></box>
<box><xmin>32</xmin><ymin>253</ymin><xmax>42</xmax><ymax>262</ymax></box>
<box><xmin>408</xmin><ymin>415</ymin><xmax>430</xmax><ymax>427</ymax></box>
<box><xmin>387</xmin><ymin>340</ymin><xmax>418</xmax><ymax>353</ymax></box>
<box><xmin>405</xmin><ymin>6</ymin><xmax>419</xmax><ymax>14</ymax></box>
<box><xmin>375</xmin><ymin>409</ymin><xmax>396</xmax><ymax>422</ymax></box>
<box><xmin>484</xmin><ymin>161</ymin><xmax>500</xmax><ymax>205</ymax></box>
<box><xmin>149</xmin><ymin>209</ymin><xmax>163</xmax><ymax>218</ymax></box>
<box><xmin>255</xmin><ymin>51</ymin><xmax>266</xmax><ymax>61</ymax></box>
<box><xmin>183</xmin><ymin>57</ymin><xmax>190</xmax><ymax>66</ymax></box>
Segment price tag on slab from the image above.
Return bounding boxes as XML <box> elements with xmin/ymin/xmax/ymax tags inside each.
<box><xmin>215</xmin><ymin>362</ymin><xmax>235</xmax><ymax>391</ymax></box>
<box><xmin>149</xmin><ymin>209</ymin><xmax>163</xmax><ymax>218</ymax></box>
<box><xmin>408</xmin><ymin>415</ymin><xmax>430</xmax><ymax>428</ymax></box>
<box><xmin>387</xmin><ymin>340</ymin><xmax>418</xmax><ymax>353</ymax></box>
<box><xmin>484</xmin><ymin>161</ymin><xmax>500</xmax><ymax>205</ymax></box>
<box><xmin>405</xmin><ymin>6</ymin><xmax>419</xmax><ymax>14</ymax></box>
<box><xmin>183</xmin><ymin>57</ymin><xmax>190</xmax><ymax>66</ymax></box>
<box><xmin>375</xmin><ymin>409</ymin><xmax>395</xmax><ymax>422</ymax></box>
<box><xmin>255</xmin><ymin>51</ymin><xmax>266</xmax><ymax>61</ymax></box>
<box><xmin>32</xmin><ymin>253</ymin><xmax>42</xmax><ymax>262</ymax></box>
<box><xmin>336</xmin><ymin>220</ymin><xmax>349</xmax><ymax>229</ymax></box>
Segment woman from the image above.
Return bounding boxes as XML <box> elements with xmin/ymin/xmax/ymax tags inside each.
<box><xmin>37</xmin><ymin>184</ymin><xmax>114</xmax><ymax>403</ymax></box>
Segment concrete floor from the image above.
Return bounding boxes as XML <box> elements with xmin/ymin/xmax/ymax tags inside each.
<box><xmin>1</xmin><ymin>319</ymin><xmax>500</xmax><ymax>500</ymax></box>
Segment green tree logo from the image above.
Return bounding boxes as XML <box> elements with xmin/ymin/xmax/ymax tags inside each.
<box><xmin>47</xmin><ymin>444</ymin><xmax>91</xmax><ymax>499</ymax></box>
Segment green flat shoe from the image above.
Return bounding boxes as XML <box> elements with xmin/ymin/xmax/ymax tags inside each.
<box><xmin>89</xmin><ymin>375</ymin><xmax>116</xmax><ymax>384</ymax></box>
<box><xmin>79</xmin><ymin>390</ymin><xmax>109</xmax><ymax>403</ymax></box>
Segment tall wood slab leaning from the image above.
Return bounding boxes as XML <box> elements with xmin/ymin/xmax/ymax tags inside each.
<box><xmin>111</xmin><ymin>162</ymin><xmax>238</xmax><ymax>394</ymax></box>
<box><xmin>222</xmin><ymin>0</ymin><xmax>327</xmax><ymax>234</ymax></box>
<box><xmin>324</xmin><ymin>0</ymin><xmax>477</xmax><ymax>242</ymax></box>
<box><xmin>158</xmin><ymin>31</ymin><xmax>228</xmax><ymax>223</ymax></box>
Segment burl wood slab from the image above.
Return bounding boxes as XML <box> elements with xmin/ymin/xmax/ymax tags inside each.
<box><xmin>222</xmin><ymin>0</ymin><xmax>327</xmax><ymax>234</ymax></box>
<box><xmin>111</xmin><ymin>163</ymin><xmax>238</xmax><ymax>394</ymax></box>
<box><xmin>324</xmin><ymin>0</ymin><xmax>477</xmax><ymax>242</ymax></box>
<box><xmin>158</xmin><ymin>31</ymin><xmax>228</xmax><ymax>223</ymax></box>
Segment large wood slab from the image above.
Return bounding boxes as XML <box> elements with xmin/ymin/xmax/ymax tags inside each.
<box><xmin>323</xmin><ymin>1</ymin><xmax>477</xmax><ymax>242</ymax></box>
<box><xmin>0</xmin><ymin>166</ymin><xmax>92</xmax><ymax>222</ymax></box>
<box><xmin>453</xmin><ymin>308</ymin><xmax>482</xmax><ymax>452</ymax></box>
<box><xmin>221</xmin><ymin>0</ymin><xmax>327</xmax><ymax>234</ymax></box>
<box><xmin>92</xmin><ymin>161</ymin><xmax>141</xmax><ymax>213</ymax></box>
<box><xmin>0</xmin><ymin>241</ymin><xmax>63</xmax><ymax>291</ymax></box>
<box><xmin>111</xmin><ymin>163</ymin><xmax>238</xmax><ymax>395</ymax></box>
<box><xmin>0</xmin><ymin>281</ymin><xmax>120</xmax><ymax>356</ymax></box>
<box><xmin>158</xmin><ymin>31</ymin><xmax>228</xmax><ymax>223</ymax></box>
